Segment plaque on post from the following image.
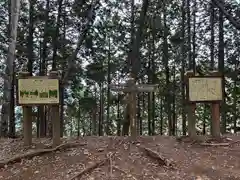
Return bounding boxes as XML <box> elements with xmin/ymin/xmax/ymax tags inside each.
<box><xmin>16</xmin><ymin>76</ymin><xmax>60</xmax><ymax>105</ymax></box>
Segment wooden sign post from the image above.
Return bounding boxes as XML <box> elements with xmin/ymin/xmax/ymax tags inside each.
<box><xmin>185</xmin><ymin>71</ymin><xmax>223</xmax><ymax>139</ymax></box>
<box><xmin>17</xmin><ymin>71</ymin><xmax>61</xmax><ymax>146</ymax></box>
<box><xmin>19</xmin><ymin>72</ymin><xmax>32</xmax><ymax>146</ymax></box>
<box><xmin>110</xmin><ymin>78</ymin><xmax>158</xmax><ymax>137</ymax></box>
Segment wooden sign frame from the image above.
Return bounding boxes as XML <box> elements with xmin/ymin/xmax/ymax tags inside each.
<box><xmin>16</xmin><ymin>76</ymin><xmax>60</xmax><ymax>106</ymax></box>
<box><xmin>186</xmin><ymin>75</ymin><xmax>223</xmax><ymax>103</ymax></box>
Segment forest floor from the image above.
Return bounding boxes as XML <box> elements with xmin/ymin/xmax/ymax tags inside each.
<box><xmin>0</xmin><ymin>135</ymin><xmax>240</xmax><ymax>180</ymax></box>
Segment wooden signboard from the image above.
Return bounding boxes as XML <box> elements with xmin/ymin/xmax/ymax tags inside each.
<box><xmin>17</xmin><ymin>76</ymin><xmax>60</xmax><ymax>105</ymax></box>
<box><xmin>187</xmin><ymin>76</ymin><xmax>223</xmax><ymax>102</ymax></box>
<box><xmin>185</xmin><ymin>72</ymin><xmax>223</xmax><ymax>139</ymax></box>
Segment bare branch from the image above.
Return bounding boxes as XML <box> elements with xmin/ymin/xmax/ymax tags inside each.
<box><xmin>62</xmin><ymin>0</ymin><xmax>99</xmax><ymax>86</ymax></box>
<box><xmin>212</xmin><ymin>0</ymin><xmax>240</xmax><ymax>30</ymax></box>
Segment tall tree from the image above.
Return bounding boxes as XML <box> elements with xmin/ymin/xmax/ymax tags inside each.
<box><xmin>180</xmin><ymin>0</ymin><xmax>186</xmax><ymax>135</ymax></box>
<box><xmin>218</xmin><ymin>0</ymin><xmax>226</xmax><ymax>133</ymax></box>
<box><xmin>1</xmin><ymin>0</ymin><xmax>21</xmax><ymax>137</ymax></box>
<box><xmin>162</xmin><ymin>0</ymin><xmax>172</xmax><ymax>135</ymax></box>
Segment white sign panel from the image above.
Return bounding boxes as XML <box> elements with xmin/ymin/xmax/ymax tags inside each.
<box><xmin>188</xmin><ymin>77</ymin><xmax>222</xmax><ymax>102</ymax></box>
<box><xmin>17</xmin><ymin>78</ymin><xmax>59</xmax><ymax>105</ymax></box>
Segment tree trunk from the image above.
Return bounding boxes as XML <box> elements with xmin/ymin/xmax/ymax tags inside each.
<box><xmin>186</xmin><ymin>0</ymin><xmax>197</xmax><ymax>138</ymax></box>
<box><xmin>160</xmin><ymin>96</ymin><xmax>163</xmax><ymax>135</ymax></box>
<box><xmin>233</xmin><ymin>60</ymin><xmax>237</xmax><ymax>133</ymax></box>
<box><xmin>172</xmin><ymin>64</ymin><xmax>176</xmax><ymax>136</ymax></box>
<box><xmin>163</xmin><ymin>1</ymin><xmax>172</xmax><ymax>136</ymax></box>
<box><xmin>147</xmin><ymin>61</ymin><xmax>152</xmax><ymax>136</ymax></box>
<box><xmin>77</xmin><ymin>101</ymin><xmax>81</xmax><ymax>137</ymax></box>
<box><xmin>210</xmin><ymin>0</ymin><xmax>215</xmax><ymax>135</ymax></box>
<box><xmin>151</xmin><ymin>25</ymin><xmax>156</xmax><ymax>135</ymax></box>
<box><xmin>141</xmin><ymin>93</ymin><xmax>145</xmax><ymax>135</ymax></box>
<box><xmin>116</xmin><ymin>92</ymin><xmax>121</xmax><ymax>136</ymax></box>
<box><xmin>52</xmin><ymin>0</ymin><xmax>63</xmax><ymax>70</ymax></box>
<box><xmin>218</xmin><ymin>2</ymin><xmax>226</xmax><ymax>134</ymax></box>
<box><xmin>98</xmin><ymin>83</ymin><xmax>104</xmax><ymax>136</ymax></box>
<box><xmin>180</xmin><ymin>0</ymin><xmax>187</xmax><ymax>135</ymax></box>
<box><xmin>39</xmin><ymin>0</ymin><xmax>50</xmax><ymax>137</ymax></box>
<box><xmin>1</xmin><ymin>0</ymin><xmax>21</xmax><ymax>137</ymax></box>
<box><xmin>137</xmin><ymin>93</ymin><xmax>141</xmax><ymax>135</ymax></box>
<box><xmin>106</xmin><ymin>36</ymin><xmax>111</xmax><ymax>135</ymax></box>
<box><xmin>128</xmin><ymin>0</ymin><xmax>149</xmax><ymax>77</ymax></box>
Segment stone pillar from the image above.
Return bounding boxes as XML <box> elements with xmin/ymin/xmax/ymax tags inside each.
<box><xmin>49</xmin><ymin>71</ymin><xmax>61</xmax><ymax>147</ymax></box>
<box><xmin>19</xmin><ymin>72</ymin><xmax>32</xmax><ymax>146</ymax></box>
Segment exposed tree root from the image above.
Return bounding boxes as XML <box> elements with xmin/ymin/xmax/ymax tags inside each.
<box><xmin>69</xmin><ymin>151</ymin><xmax>119</xmax><ymax>180</ymax></box>
<box><xmin>200</xmin><ymin>140</ymin><xmax>240</xmax><ymax>147</ymax></box>
<box><xmin>112</xmin><ymin>165</ymin><xmax>127</xmax><ymax>174</ymax></box>
<box><xmin>139</xmin><ymin>146</ymin><xmax>174</xmax><ymax>168</ymax></box>
<box><xmin>200</xmin><ymin>143</ymin><xmax>230</xmax><ymax>146</ymax></box>
<box><xmin>0</xmin><ymin>142</ymin><xmax>86</xmax><ymax>168</ymax></box>
<box><xmin>69</xmin><ymin>157</ymin><xmax>109</xmax><ymax>180</ymax></box>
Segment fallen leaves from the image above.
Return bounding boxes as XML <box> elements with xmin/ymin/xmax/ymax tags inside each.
<box><xmin>1</xmin><ymin>135</ymin><xmax>240</xmax><ymax>180</ymax></box>
<box><xmin>0</xmin><ymin>142</ymin><xmax>87</xmax><ymax>168</ymax></box>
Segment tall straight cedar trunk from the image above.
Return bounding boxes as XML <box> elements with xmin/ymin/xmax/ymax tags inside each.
<box><xmin>151</xmin><ymin>25</ymin><xmax>156</xmax><ymax>135</ymax></box>
<box><xmin>172</xmin><ymin>64</ymin><xmax>176</xmax><ymax>135</ymax></box>
<box><xmin>210</xmin><ymin>0</ymin><xmax>215</xmax><ymax>134</ymax></box>
<box><xmin>162</xmin><ymin>1</ymin><xmax>172</xmax><ymax>136</ymax></box>
<box><xmin>52</xmin><ymin>0</ymin><xmax>63</xmax><ymax>70</ymax></box>
<box><xmin>233</xmin><ymin>59</ymin><xmax>238</xmax><ymax>133</ymax></box>
<box><xmin>137</xmin><ymin>93</ymin><xmax>141</xmax><ymax>135</ymax></box>
<box><xmin>147</xmin><ymin>64</ymin><xmax>152</xmax><ymax>135</ymax></box>
<box><xmin>180</xmin><ymin>0</ymin><xmax>187</xmax><ymax>135</ymax></box>
<box><xmin>147</xmin><ymin>48</ymin><xmax>152</xmax><ymax>135</ymax></box>
<box><xmin>124</xmin><ymin>0</ymin><xmax>149</xmax><ymax>135</ymax></box>
<box><xmin>92</xmin><ymin>86</ymin><xmax>97</xmax><ymax>135</ymax></box>
<box><xmin>27</xmin><ymin>0</ymin><xmax>34</xmax><ymax>76</ymax></box>
<box><xmin>59</xmin><ymin>5</ymin><xmax>67</xmax><ymax>137</ymax></box>
<box><xmin>186</xmin><ymin>0</ymin><xmax>197</xmax><ymax>137</ymax></box>
<box><xmin>1</xmin><ymin>0</ymin><xmax>21</xmax><ymax>137</ymax></box>
<box><xmin>218</xmin><ymin>3</ymin><xmax>226</xmax><ymax>133</ymax></box>
<box><xmin>39</xmin><ymin>0</ymin><xmax>50</xmax><ymax>137</ymax></box>
<box><xmin>51</xmin><ymin>0</ymin><xmax>64</xmax><ymax>136</ymax></box>
<box><xmin>1</xmin><ymin>1</ymin><xmax>10</xmax><ymax>137</ymax></box>
<box><xmin>98</xmin><ymin>83</ymin><xmax>104</xmax><ymax>136</ymax></box>
<box><xmin>106</xmin><ymin>36</ymin><xmax>111</xmax><ymax>135</ymax></box>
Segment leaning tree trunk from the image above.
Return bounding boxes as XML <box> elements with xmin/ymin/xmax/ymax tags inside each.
<box><xmin>1</xmin><ymin>0</ymin><xmax>21</xmax><ymax>137</ymax></box>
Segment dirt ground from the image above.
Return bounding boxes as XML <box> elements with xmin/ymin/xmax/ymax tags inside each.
<box><xmin>0</xmin><ymin>135</ymin><xmax>240</xmax><ymax>180</ymax></box>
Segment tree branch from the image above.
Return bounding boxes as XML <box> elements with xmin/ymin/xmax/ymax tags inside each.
<box><xmin>62</xmin><ymin>0</ymin><xmax>99</xmax><ymax>86</ymax></box>
<box><xmin>212</xmin><ymin>0</ymin><xmax>240</xmax><ymax>30</ymax></box>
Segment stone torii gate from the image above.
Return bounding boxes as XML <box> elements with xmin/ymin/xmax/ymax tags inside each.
<box><xmin>110</xmin><ymin>77</ymin><xmax>158</xmax><ymax>137</ymax></box>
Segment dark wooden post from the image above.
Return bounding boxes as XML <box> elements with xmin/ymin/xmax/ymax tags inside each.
<box><xmin>127</xmin><ymin>78</ymin><xmax>137</xmax><ymax>137</ymax></box>
<box><xmin>49</xmin><ymin>71</ymin><xmax>61</xmax><ymax>147</ymax></box>
<box><xmin>211</xmin><ymin>102</ymin><xmax>220</xmax><ymax>138</ymax></box>
<box><xmin>19</xmin><ymin>72</ymin><xmax>32</xmax><ymax>146</ymax></box>
<box><xmin>210</xmin><ymin>71</ymin><xmax>221</xmax><ymax>139</ymax></box>
<box><xmin>185</xmin><ymin>71</ymin><xmax>197</xmax><ymax>138</ymax></box>
<box><xmin>110</xmin><ymin>78</ymin><xmax>157</xmax><ymax>137</ymax></box>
